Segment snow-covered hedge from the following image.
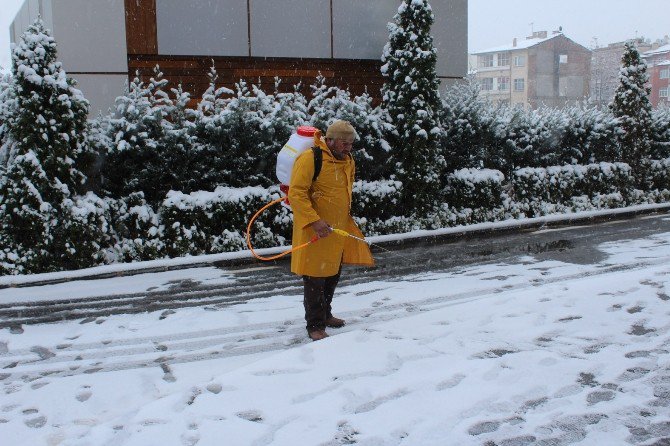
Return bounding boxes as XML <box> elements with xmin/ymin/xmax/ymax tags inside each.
<box><xmin>160</xmin><ymin>186</ymin><xmax>292</xmax><ymax>257</ymax></box>
<box><xmin>444</xmin><ymin>168</ymin><xmax>505</xmax><ymax>209</ymax></box>
<box><xmin>512</xmin><ymin>163</ymin><xmax>633</xmax><ymax>217</ymax></box>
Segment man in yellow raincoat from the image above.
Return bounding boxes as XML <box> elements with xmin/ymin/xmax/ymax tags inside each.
<box><xmin>288</xmin><ymin>120</ymin><xmax>374</xmax><ymax>341</ymax></box>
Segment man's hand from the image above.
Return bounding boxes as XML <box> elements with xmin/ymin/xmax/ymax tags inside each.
<box><xmin>311</xmin><ymin>219</ymin><xmax>332</xmax><ymax>239</ymax></box>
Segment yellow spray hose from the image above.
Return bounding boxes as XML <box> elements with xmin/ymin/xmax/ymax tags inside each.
<box><xmin>245</xmin><ymin>197</ymin><xmax>366</xmax><ymax>261</ymax></box>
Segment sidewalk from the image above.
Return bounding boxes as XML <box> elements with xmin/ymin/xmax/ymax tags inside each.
<box><xmin>1</xmin><ymin>202</ymin><xmax>669</xmax><ymax>289</ymax></box>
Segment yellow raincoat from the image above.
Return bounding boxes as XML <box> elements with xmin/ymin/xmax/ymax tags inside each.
<box><xmin>288</xmin><ymin>137</ymin><xmax>374</xmax><ymax>277</ymax></box>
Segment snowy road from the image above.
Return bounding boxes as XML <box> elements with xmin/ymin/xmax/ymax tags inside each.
<box><xmin>1</xmin><ymin>212</ymin><xmax>669</xmax><ymax>327</ymax></box>
<box><xmin>1</xmin><ymin>213</ymin><xmax>669</xmax><ymax>445</ymax></box>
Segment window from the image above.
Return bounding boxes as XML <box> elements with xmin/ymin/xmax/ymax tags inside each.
<box><xmin>559</xmin><ymin>54</ymin><xmax>568</xmax><ymax>64</ymax></box>
<box><xmin>497</xmin><ymin>52</ymin><xmax>510</xmax><ymax>66</ymax></box>
<box><xmin>661</xmin><ymin>88</ymin><xmax>669</xmax><ymax>98</ymax></box>
<box><xmin>481</xmin><ymin>78</ymin><xmax>494</xmax><ymax>91</ymax></box>
<box><xmin>514</xmin><ymin>56</ymin><xmax>525</xmax><ymax>67</ymax></box>
<box><xmin>514</xmin><ymin>78</ymin><xmax>525</xmax><ymax>91</ymax></box>
<box><xmin>479</xmin><ymin>54</ymin><xmax>494</xmax><ymax>68</ymax></box>
<box><xmin>498</xmin><ymin>77</ymin><xmax>510</xmax><ymax>91</ymax></box>
<box><xmin>661</xmin><ymin>69</ymin><xmax>670</xmax><ymax>79</ymax></box>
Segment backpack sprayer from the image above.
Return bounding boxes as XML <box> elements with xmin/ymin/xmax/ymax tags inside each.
<box><xmin>245</xmin><ymin>126</ymin><xmax>367</xmax><ymax>261</ymax></box>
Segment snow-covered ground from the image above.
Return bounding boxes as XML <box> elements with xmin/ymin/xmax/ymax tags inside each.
<box><xmin>1</xmin><ymin>222</ymin><xmax>670</xmax><ymax>445</ymax></box>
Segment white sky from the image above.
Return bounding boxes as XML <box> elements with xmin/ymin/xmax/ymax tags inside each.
<box><xmin>468</xmin><ymin>0</ymin><xmax>669</xmax><ymax>52</ymax></box>
<box><xmin>0</xmin><ymin>0</ymin><xmax>668</xmax><ymax>73</ymax></box>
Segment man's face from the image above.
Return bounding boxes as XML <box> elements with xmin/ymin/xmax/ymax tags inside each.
<box><xmin>327</xmin><ymin>137</ymin><xmax>354</xmax><ymax>159</ymax></box>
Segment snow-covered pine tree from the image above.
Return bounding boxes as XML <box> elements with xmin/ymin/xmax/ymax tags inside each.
<box><xmin>650</xmin><ymin>106</ymin><xmax>670</xmax><ymax>160</ymax></box>
<box><xmin>308</xmin><ymin>74</ymin><xmax>338</xmax><ymax>130</ymax></box>
<box><xmin>270</xmin><ymin>77</ymin><xmax>308</xmax><ymax>164</ymax></box>
<box><xmin>5</xmin><ymin>19</ymin><xmax>89</xmax><ymax>192</ymax></box>
<box><xmin>203</xmin><ymin>79</ymin><xmax>278</xmax><ymax>188</ymax></box>
<box><xmin>161</xmin><ymin>83</ymin><xmax>198</xmax><ymax>193</ymax></box>
<box><xmin>191</xmin><ymin>65</ymin><xmax>234</xmax><ymax>191</ymax></box>
<box><xmin>381</xmin><ymin>0</ymin><xmax>444</xmax><ymax>215</ymax></box>
<box><xmin>561</xmin><ymin>103</ymin><xmax>619</xmax><ymax>164</ymax></box>
<box><xmin>610</xmin><ymin>41</ymin><xmax>653</xmax><ymax>177</ymax></box>
<box><xmin>308</xmin><ymin>76</ymin><xmax>392</xmax><ymax>181</ymax></box>
<box><xmin>0</xmin><ymin>72</ymin><xmax>15</xmax><ymax>169</ymax></box>
<box><xmin>0</xmin><ymin>18</ymin><xmax>103</xmax><ymax>274</ymax></box>
<box><xmin>0</xmin><ymin>151</ymin><xmax>62</xmax><ymax>274</ymax></box>
<box><xmin>440</xmin><ymin>78</ymin><xmax>493</xmax><ymax>171</ymax></box>
<box><xmin>104</xmin><ymin>68</ymin><xmax>166</xmax><ymax>204</ymax></box>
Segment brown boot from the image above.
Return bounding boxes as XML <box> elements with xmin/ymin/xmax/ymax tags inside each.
<box><xmin>308</xmin><ymin>330</ymin><xmax>329</xmax><ymax>341</ymax></box>
<box><xmin>325</xmin><ymin>316</ymin><xmax>345</xmax><ymax>328</ymax></box>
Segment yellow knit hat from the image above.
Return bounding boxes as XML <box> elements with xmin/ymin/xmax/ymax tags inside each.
<box><xmin>325</xmin><ymin>120</ymin><xmax>357</xmax><ymax>141</ymax></box>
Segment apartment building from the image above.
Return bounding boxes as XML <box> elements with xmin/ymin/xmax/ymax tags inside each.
<box><xmin>642</xmin><ymin>44</ymin><xmax>670</xmax><ymax>108</ymax></box>
<box><xmin>472</xmin><ymin>31</ymin><xmax>591</xmax><ymax>109</ymax></box>
<box><xmin>10</xmin><ymin>0</ymin><xmax>468</xmax><ymax>115</ymax></box>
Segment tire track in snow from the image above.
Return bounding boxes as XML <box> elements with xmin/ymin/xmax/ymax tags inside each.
<box><xmin>1</xmin><ymin>255</ymin><xmax>669</xmax><ymax>384</ymax></box>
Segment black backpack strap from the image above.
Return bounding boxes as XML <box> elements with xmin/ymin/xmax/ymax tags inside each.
<box><xmin>311</xmin><ymin>146</ymin><xmax>322</xmax><ymax>182</ymax></box>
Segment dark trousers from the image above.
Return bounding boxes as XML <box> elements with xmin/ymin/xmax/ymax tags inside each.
<box><xmin>303</xmin><ymin>268</ymin><xmax>341</xmax><ymax>331</ymax></box>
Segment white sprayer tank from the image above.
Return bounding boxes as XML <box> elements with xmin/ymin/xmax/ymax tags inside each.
<box><xmin>276</xmin><ymin>126</ymin><xmax>318</xmax><ymax>191</ymax></box>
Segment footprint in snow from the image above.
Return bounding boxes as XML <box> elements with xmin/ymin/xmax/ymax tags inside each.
<box><xmin>22</xmin><ymin>408</ymin><xmax>47</xmax><ymax>428</ymax></box>
<box><xmin>181</xmin><ymin>431</ymin><xmax>200</xmax><ymax>446</ymax></box>
<box><xmin>30</xmin><ymin>346</ymin><xmax>55</xmax><ymax>360</ymax></box>
<box><xmin>332</xmin><ymin>421</ymin><xmax>359</xmax><ymax>444</ymax></box>
<box><xmin>237</xmin><ymin>410</ymin><xmax>263</xmax><ymax>423</ymax></box>
<box><xmin>577</xmin><ymin>372</ymin><xmax>600</xmax><ymax>388</ymax></box>
<box><xmin>629</xmin><ymin>323</ymin><xmax>656</xmax><ymax>336</ymax></box>
<box><xmin>553</xmin><ymin>384</ymin><xmax>582</xmax><ymax>398</ymax></box>
<box><xmin>586</xmin><ymin>390</ymin><xmax>615</xmax><ymax>405</ymax></box>
<box><xmin>30</xmin><ymin>381</ymin><xmax>49</xmax><ymax>390</ymax></box>
<box><xmin>436</xmin><ymin>373</ymin><xmax>466</xmax><ymax>391</ymax></box>
<box><xmin>469</xmin><ymin>420</ymin><xmax>501</xmax><ymax>436</ymax></box>
<box><xmin>140</xmin><ymin>419</ymin><xmax>169</xmax><ymax>426</ymax></box>
<box><xmin>24</xmin><ymin>415</ymin><xmax>47</xmax><ymax>428</ymax></box>
<box><xmin>160</xmin><ymin>363</ymin><xmax>176</xmax><ymax>383</ymax></box>
<box><xmin>618</xmin><ymin>367</ymin><xmax>651</xmax><ymax>381</ymax></box>
<box><xmin>205</xmin><ymin>383</ymin><xmax>222</xmax><ymax>394</ymax></box>
<box><xmin>76</xmin><ymin>388</ymin><xmax>92</xmax><ymax>402</ymax></box>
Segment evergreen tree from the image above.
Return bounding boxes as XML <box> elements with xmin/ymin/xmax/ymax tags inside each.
<box><xmin>650</xmin><ymin>106</ymin><xmax>670</xmax><ymax>160</ymax></box>
<box><xmin>0</xmin><ymin>72</ymin><xmax>15</xmax><ymax>169</ymax></box>
<box><xmin>308</xmin><ymin>76</ymin><xmax>393</xmax><ymax>181</ymax></box>
<box><xmin>440</xmin><ymin>78</ymin><xmax>495</xmax><ymax>171</ymax></box>
<box><xmin>203</xmin><ymin>80</ymin><xmax>278</xmax><ymax>188</ymax></box>
<box><xmin>0</xmin><ymin>18</ymin><xmax>101</xmax><ymax>274</ymax></box>
<box><xmin>381</xmin><ymin>0</ymin><xmax>444</xmax><ymax>215</ymax></box>
<box><xmin>104</xmin><ymin>68</ymin><xmax>167</xmax><ymax>203</ymax></box>
<box><xmin>162</xmin><ymin>83</ymin><xmax>197</xmax><ymax>193</ymax></box>
<box><xmin>610</xmin><ymin>41</ymin><xmax>653</xmax><ymax>176</ymax></box>
<box><xmin>191</xmin><ymin>64</ymin><xmax>234</xmax><ymax>191</ymax></box>
<box><xmin>5</xmin><ymin>19</ymin><xmax>89</xmax><ymax>192</ymax></box>
<box><xmin>269</xmin><ymin>78</ymin><xmax>308</xmax><ymax>168</ymax></box>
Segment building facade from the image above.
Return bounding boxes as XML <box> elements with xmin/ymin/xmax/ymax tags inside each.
<box><xmin>472</xmin><ymin>31</ymin><xmax>591</xmax><ymax>109</ymax></box>
<box><xmin>642</xmin><ymin>44</ymin><xmax>670</xmax><ymax>108</ymax></box>
<box><xmin>10</xmin><ymin>0</ymin><xmax>468</xmax><ymax>115</ymax></box>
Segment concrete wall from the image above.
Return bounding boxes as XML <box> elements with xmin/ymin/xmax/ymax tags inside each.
<box><xmin>11</xmin><ymin>0</ymin><xmax>468</xmax><ymax>112</ymax></box>
<box><xmin>156</xmin><ymin>0</ymin><xmax>248</xmax><ymax>56</ymax></box>
<box><xmin>251</xmin><ymin>0</ymin><xmax>330</xmax><ymax>58</ymax></box>
<box><xmin>154</xmin><ymin>0</ymin><xmax>467</xmax><ymax>78</ymax></box>
<box><xmin>332</xmin><ymin>0</ymin><xmax>398</xmax><ymax>60</ymax></box>
<box><xmin>10</xmin><ymin>0</ymin><xmax>128</xmax><ymax>115</ymax></box>
<box><xmin>10</xmin><ymin>0</ymin><xmax>53</xmax><ymax>44</ymax></box>
<box><xmin>431</xmin><ymin>0</ymin><xmax>468</xmax><ymax>79</ymax></box>
<box><xmin>70</xmin><ymin>74</ymin><xmax>128</xmax><ymax>115</ymax></box>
